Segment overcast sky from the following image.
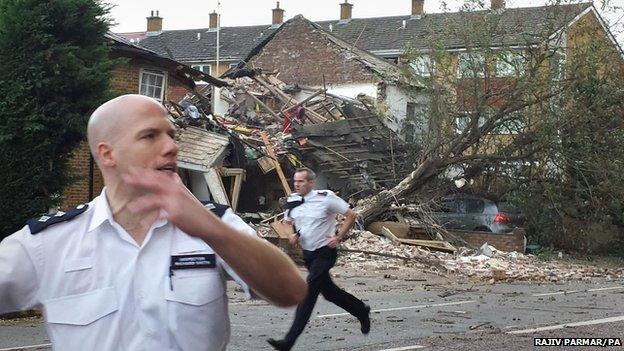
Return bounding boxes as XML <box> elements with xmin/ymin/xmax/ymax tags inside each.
<box><xmin>108</xmin><ymin>0</ymin><xmax>623</xmax><ymax>45</ymax></box>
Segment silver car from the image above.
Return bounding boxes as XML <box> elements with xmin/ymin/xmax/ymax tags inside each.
<box><xmin>431</xmin><ymin>195</ymin><xmax>524</xmax><ymax>233</ymax></box>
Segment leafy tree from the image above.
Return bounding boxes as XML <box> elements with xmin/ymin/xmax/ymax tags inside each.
<box><xmin>508</xmin><ymin>33</ymin><xmax>624</xmax><ymax>254</ymax></box>
<box><xmin>0</xmin><ymin>0</ymin><xmax>115</xmax><ymax>235</ymax></box>
<box><xmin>355</xmin><ymin>0</ymin><xmax>624</xmax><ymax>254</ymax></box>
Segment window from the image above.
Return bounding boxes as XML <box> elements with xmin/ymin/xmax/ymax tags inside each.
<box><xmin>457</xmin><ymin>111</ymin><xmax>525</xmax><ymax>135</ymax></box>
<box><xmin>409</xmin><ymin>55</ymin><xmax>435</xmax><ymax>77</ymax></box>
<box><xmin>228</xmin><ymin>62</ymin><xmax>239</xmax><ymax>69</ymax></box>
<box><xmin>439</xmin><ymin>199</ymin><xmax>458</xmax><ymax>213</ymax></box>
<box><xmin>139</xmin><ymin>70</ymin><xmax>166</xmax><ymax>101</ymax></box>
<box><xmin>457</xmin><ymin>52</ymin><xmax>485</xmax><ymax>78</ymax></box>
<box><xmin>464</xmin><ymin>199</ymin><xmax>484</xmax><ymax>214</ymax></box>
<box><xmin>191</xmin><ymin>64</ymin><xmax>211</xmax><ymax>75</ymax></box>
<box><xmin>495</xmin><ymin>51</ymin><xmax>525</xmax><ymax>77</ymax></box>
<box><xmin>455</xmin><ymin>112</ymin><xmax>486</xmax><ymax>133</ymax></box>
<box><xmin>492</xmin><ymin>113</ymin><xmax>525</xmax><ymax>135</ymax></box>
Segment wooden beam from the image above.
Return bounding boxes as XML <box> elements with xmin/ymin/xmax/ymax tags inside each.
<box><xmin>280</xmin><ymin>89</ymin><xmax>325</xmax><ymax>113</ymax></box>
<box><xmin>220</xmin><ymin>168</ymin><xmax>246</xmax><ymax>212</ymax></box>
<box><xmin>204</xmin><ymin>168</ymin><xmax>230</xmax><ymax>205</ymax></box>
<box><xmin>242</xmin><ymin>88</ymin><xmax>283</xmax><ymax>123</ymax></box>
<box><xmin>230</xmin><ymin>173</ymin><xmax>243</xmax><ymax>212</ymax></box>
<box><xmin>261</xmin><ymin>131</ymin><xmax>292</xmax><ymax>196</ymax></box>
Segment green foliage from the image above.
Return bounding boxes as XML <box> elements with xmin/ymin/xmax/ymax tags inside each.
<box><xmin>508</xmin><ymin>39</ymin><xmax>624</xmax><ymax>255</ymax></box>
<box><xmin>398</xmin><ymin>0</ymin><xmax>624</xmax><ymax>255</ymax></box>
<box><xmin>0</xmin><ymin>0</ymin><xmax>115</xmax><ymax>235</ymax></box>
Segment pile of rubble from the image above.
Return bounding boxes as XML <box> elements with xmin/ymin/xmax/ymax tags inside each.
<box><xmin>337</xmin><ymin>231</ymin><xmax>624</xmax><ymax>283</ymax></box>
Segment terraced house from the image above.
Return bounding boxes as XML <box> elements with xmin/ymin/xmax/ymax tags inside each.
<box><xmin>119</xmin><ymin>0</ymin><xmax>623</xmax><ymax>143</ymax></box>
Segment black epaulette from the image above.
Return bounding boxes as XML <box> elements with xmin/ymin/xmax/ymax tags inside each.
<box><xmin>27</xmin><ymin>204</ymin><xmax>89</xmax><ymax>235</ymax></box>
<box><xmin>201</xmin><ymin>201</ymin><xmax>230</xmax><ymax>218</ymax></box>
<box><xmin>317</xmin><ymin>191</ymin><xmax>328</xmax><ymax>196</ymax></box>
<box><xmin>283</xmin><ymin>195</ymin><xmax>304</xmax><ymax>210</ymax></box>
<box><xmin>283</xmin><ymin>194</ymin><xmax>304</xmax><ymax>218</ymax></box>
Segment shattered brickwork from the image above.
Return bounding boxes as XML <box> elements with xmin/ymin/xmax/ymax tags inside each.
<box><xmin>454</xmin><ymin>228</ymin><xmax>526</xmax><ymax>253</ymax></box>
<box><xmin>248</xmin><ymin>18</ymin><xmax>374</xmax><ymax>86</ymax></box>
<box><xmin>61</xmin><ymin>62</ymin><xmax>190</xmax><ymax>209</ymax></box>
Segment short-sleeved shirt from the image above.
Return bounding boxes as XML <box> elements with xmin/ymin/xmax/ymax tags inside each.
<box><xmin>0</xmin><ymin>189</ymin><xmax>255</xmax><ymax>351</ymax></box>
<box><xmin>284</xmin><ymin>190</ymin><xmax>350</xmax><ymax>251</ymax></box>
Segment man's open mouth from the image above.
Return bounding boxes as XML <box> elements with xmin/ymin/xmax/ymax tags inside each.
<box><xmin>156</xmin><ymin>163</ymin><xmax>177</xmax><ymax>173</ymax></box>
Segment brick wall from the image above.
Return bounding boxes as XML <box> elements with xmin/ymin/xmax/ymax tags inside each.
<box><xmin>249</xmin><ymin>17</ymin><xmax>373</xmax><ymax>86</ymax></box>
<box><xmin>452</xmin><ymin>228</ymin><xmax>526</xmax><ymax>253</ymax></box>
<box><xmin>61</xmin><ymin>142</ymin><xmax>103</xmax><ymax>208</ymax></box>
<box><xmin>61</xmin><ymin>60</ymin><xmax>193</xmax><ymax>209</ymax></box>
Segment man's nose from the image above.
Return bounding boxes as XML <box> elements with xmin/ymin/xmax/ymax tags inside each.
<box><xmin>163</xmin><ymin>135</ymin><xmax>178</xmax><ymax>157</ymax></box>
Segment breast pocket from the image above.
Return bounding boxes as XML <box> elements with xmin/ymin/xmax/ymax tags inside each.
<box><xmin>165</xmin><ymin>270</ymin><xmax>229</xmax><ymax>350</ymax></box>
<box><xmin>166</xmin><ymin>270</ymin><xmax>225</xmax><ymax>306</ymax></box>
<box><xmin>43</xmin><ymin>287</ymin><xmax>119</xmax><ymax>349</ymax></box>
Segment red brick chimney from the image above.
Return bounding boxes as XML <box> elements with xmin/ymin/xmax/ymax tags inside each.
<box><xmin>209</xmin><ymin>11</ymin><xmax>218</xmax><ymax>29</ymax></box>
<box><xmin>491</xmin><ymin>0</ymin><xmax>505</xmax><ymax>10</ymax></box>
<box><xmin>412</xmin><ymin>0</ymin><xmax>424</xmax><ymax>17</ymax></box>
<box><xmin>272</xmin><ymin>1</ymin><xmax>284</xmax><ymax>25</ymax></box>
<box><xmin>146</xmin><ymin>10</ymin><xmax>162</xmax><ymax>32</ymax></box>
<box><xmin>340</xmin><ymin>0</ymin><xmax>353</xmax><ymax>21</ymax></box>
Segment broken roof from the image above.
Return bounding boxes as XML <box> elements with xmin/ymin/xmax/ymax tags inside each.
<box><xmin>240</xmin><ymin>15</ymin><xmax>422</xmax><ymax>86</ymax></box>
<box><xmin>176</xmin><ymin>126</ymin><xmax>230</xmax><ymax>171</ymax></box>
<box><xmin>126</xmin><ymin>3</ymin><xmax>593</xmax><ymax>63</ymax></box>
<box><xmin>292</xmin><ymin>103</ymin><xmax>411</xmax><ymax>195</ymax></box>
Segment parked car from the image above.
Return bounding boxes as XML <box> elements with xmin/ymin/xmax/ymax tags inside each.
<box><xmin>430</xmin><ymin>195</ymin><xmax>524</xmax><ymax>233</ymax></box>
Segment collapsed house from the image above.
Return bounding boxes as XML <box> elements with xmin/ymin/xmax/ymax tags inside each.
<box><xmin>169</xmin><ymin>70</ymin><xmax>412</xmax><ymax>213</ymax></box>
<box><xmin>231</xmin><ymin>14</ymin><xmax>429</xmax><ymax>142</ymax></box>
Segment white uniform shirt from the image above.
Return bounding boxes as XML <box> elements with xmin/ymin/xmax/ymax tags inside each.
<box><xmin>0</xmin><ymin>189</ymin><xmax>255</xmax><ymax>351</ymax></box>
<box><xmin>284</xmin><ymin>190</ymin><xmax>350</xmax><ymax>251</ymax></box>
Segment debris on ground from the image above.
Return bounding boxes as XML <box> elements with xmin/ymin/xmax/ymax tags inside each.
<box><xmin>335</xmin><ymin>230</ymin><xmax>624</xmax><ymax>282</ymax></box>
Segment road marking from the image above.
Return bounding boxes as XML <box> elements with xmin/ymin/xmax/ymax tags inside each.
<box><xmin>507</xmin><ymin>314</ymin><xmax>624</xmax><ymax>334</ymax></box>
<box><xmin>532</xmin><ymin>286</ymin><xmax>624</xmax><ymax>297</ymax></box>
<box><xmin>0</xmin><ymin>343</ymin><xmax>52</xmax><ymax>351</ymax></box>
<box><xmin>377</xmin><ymin>345</ymin><xmax>426</xmax><ymax>351</ymax></box>
<box><xmin>317</xmin><ymin>300</ymin><xmax>475</xmax><ymax>318</ymax></box>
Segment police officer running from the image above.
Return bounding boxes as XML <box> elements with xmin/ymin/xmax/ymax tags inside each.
<box><xmin>267</xmin><ymin>168</ymin><xmax>371</xmax><ymax>351</ymax></box>
<box><xmin>0</xmin><ymin>94</ymin><xmax>307</xmax><ymax>351</ymax></box>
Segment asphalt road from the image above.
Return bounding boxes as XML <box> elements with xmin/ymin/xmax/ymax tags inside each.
<box><xmin>1</xmin><ymin>267</ymin><xmax>623</xmax><ymax>350</ymax></box>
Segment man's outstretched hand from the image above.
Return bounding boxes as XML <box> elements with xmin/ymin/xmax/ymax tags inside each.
<box><xmin>121</xmin><ymin>167</ymin><xmax>213</xmax><ymax>238</ymax></box>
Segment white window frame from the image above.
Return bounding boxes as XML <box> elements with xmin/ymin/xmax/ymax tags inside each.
<box><xmin>495</xmin><ymin>51</ymin><xmax>525</xmax><ymax>77</ymax></box>
<box><xmin>191</xmin><ymin>64</ymin><xmax>212</xmax><ymax>75</ymax></box>
<box><xmin>457</xmin><ymin>52</ymin><xmax>486</xmax><ymax>78</ymax></box>
<box><xmin>139</xmin><ymin>69</ymin><xmax>167</xmax><ymax>102</ymax></box>
<box><xmin>409</xmin><ymin>55</ymin><xmax>435</xmax><ymax>77</ymax></box>
<box><xmin>228</xmin><ymin>62</ymin><xmax>239</xmax><ymax>69</ymax></box>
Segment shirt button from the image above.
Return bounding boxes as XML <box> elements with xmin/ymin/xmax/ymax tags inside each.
<box><xmin>137</xmin><ymin>291</ymin><xmax>145</xmax><ymax>299</ymax></box>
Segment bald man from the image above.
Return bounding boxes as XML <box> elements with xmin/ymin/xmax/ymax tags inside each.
<box><xmin>0</xmin><ymin>94</ymin><xmax>307</xmax><ymax>351</ymax></box>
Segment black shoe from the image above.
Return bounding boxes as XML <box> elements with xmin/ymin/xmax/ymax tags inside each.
<box><xmin>358</xmin><ymin>304</ymin><xmax>371</xmax><ymax>334</ymax></box>
<box><xmin>267</xmin><ymin>338</ymin><xmax>292</xmax><ymax>351</ymax></box>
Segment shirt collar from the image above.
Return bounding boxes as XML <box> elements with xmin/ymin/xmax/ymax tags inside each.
<box><xmin>88</xmin><ymin>188</ymin><xmax>112</xmax><ymax>232</ymax></box>
<box><xmin>87</xmin><ymin>188</ymin><xmax>167</xmax><ymax>232</ymax></box>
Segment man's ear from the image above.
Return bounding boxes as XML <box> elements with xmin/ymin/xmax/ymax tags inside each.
<box><xmin>97</xmin><ymin>142</ymin><xmax>115</xmax><ymax>167</ymax></box>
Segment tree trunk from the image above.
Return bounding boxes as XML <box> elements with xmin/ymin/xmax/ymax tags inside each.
<box><xmin>354</xmin><ymin>158</ymin><xmax>442</xmax><ymax>225</ymax></box>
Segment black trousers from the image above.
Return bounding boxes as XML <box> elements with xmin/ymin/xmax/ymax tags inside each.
<box><xmin>284</xmin><ymin>246</ymin><xmax>366</xmax><ymax>346</ymax></box>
